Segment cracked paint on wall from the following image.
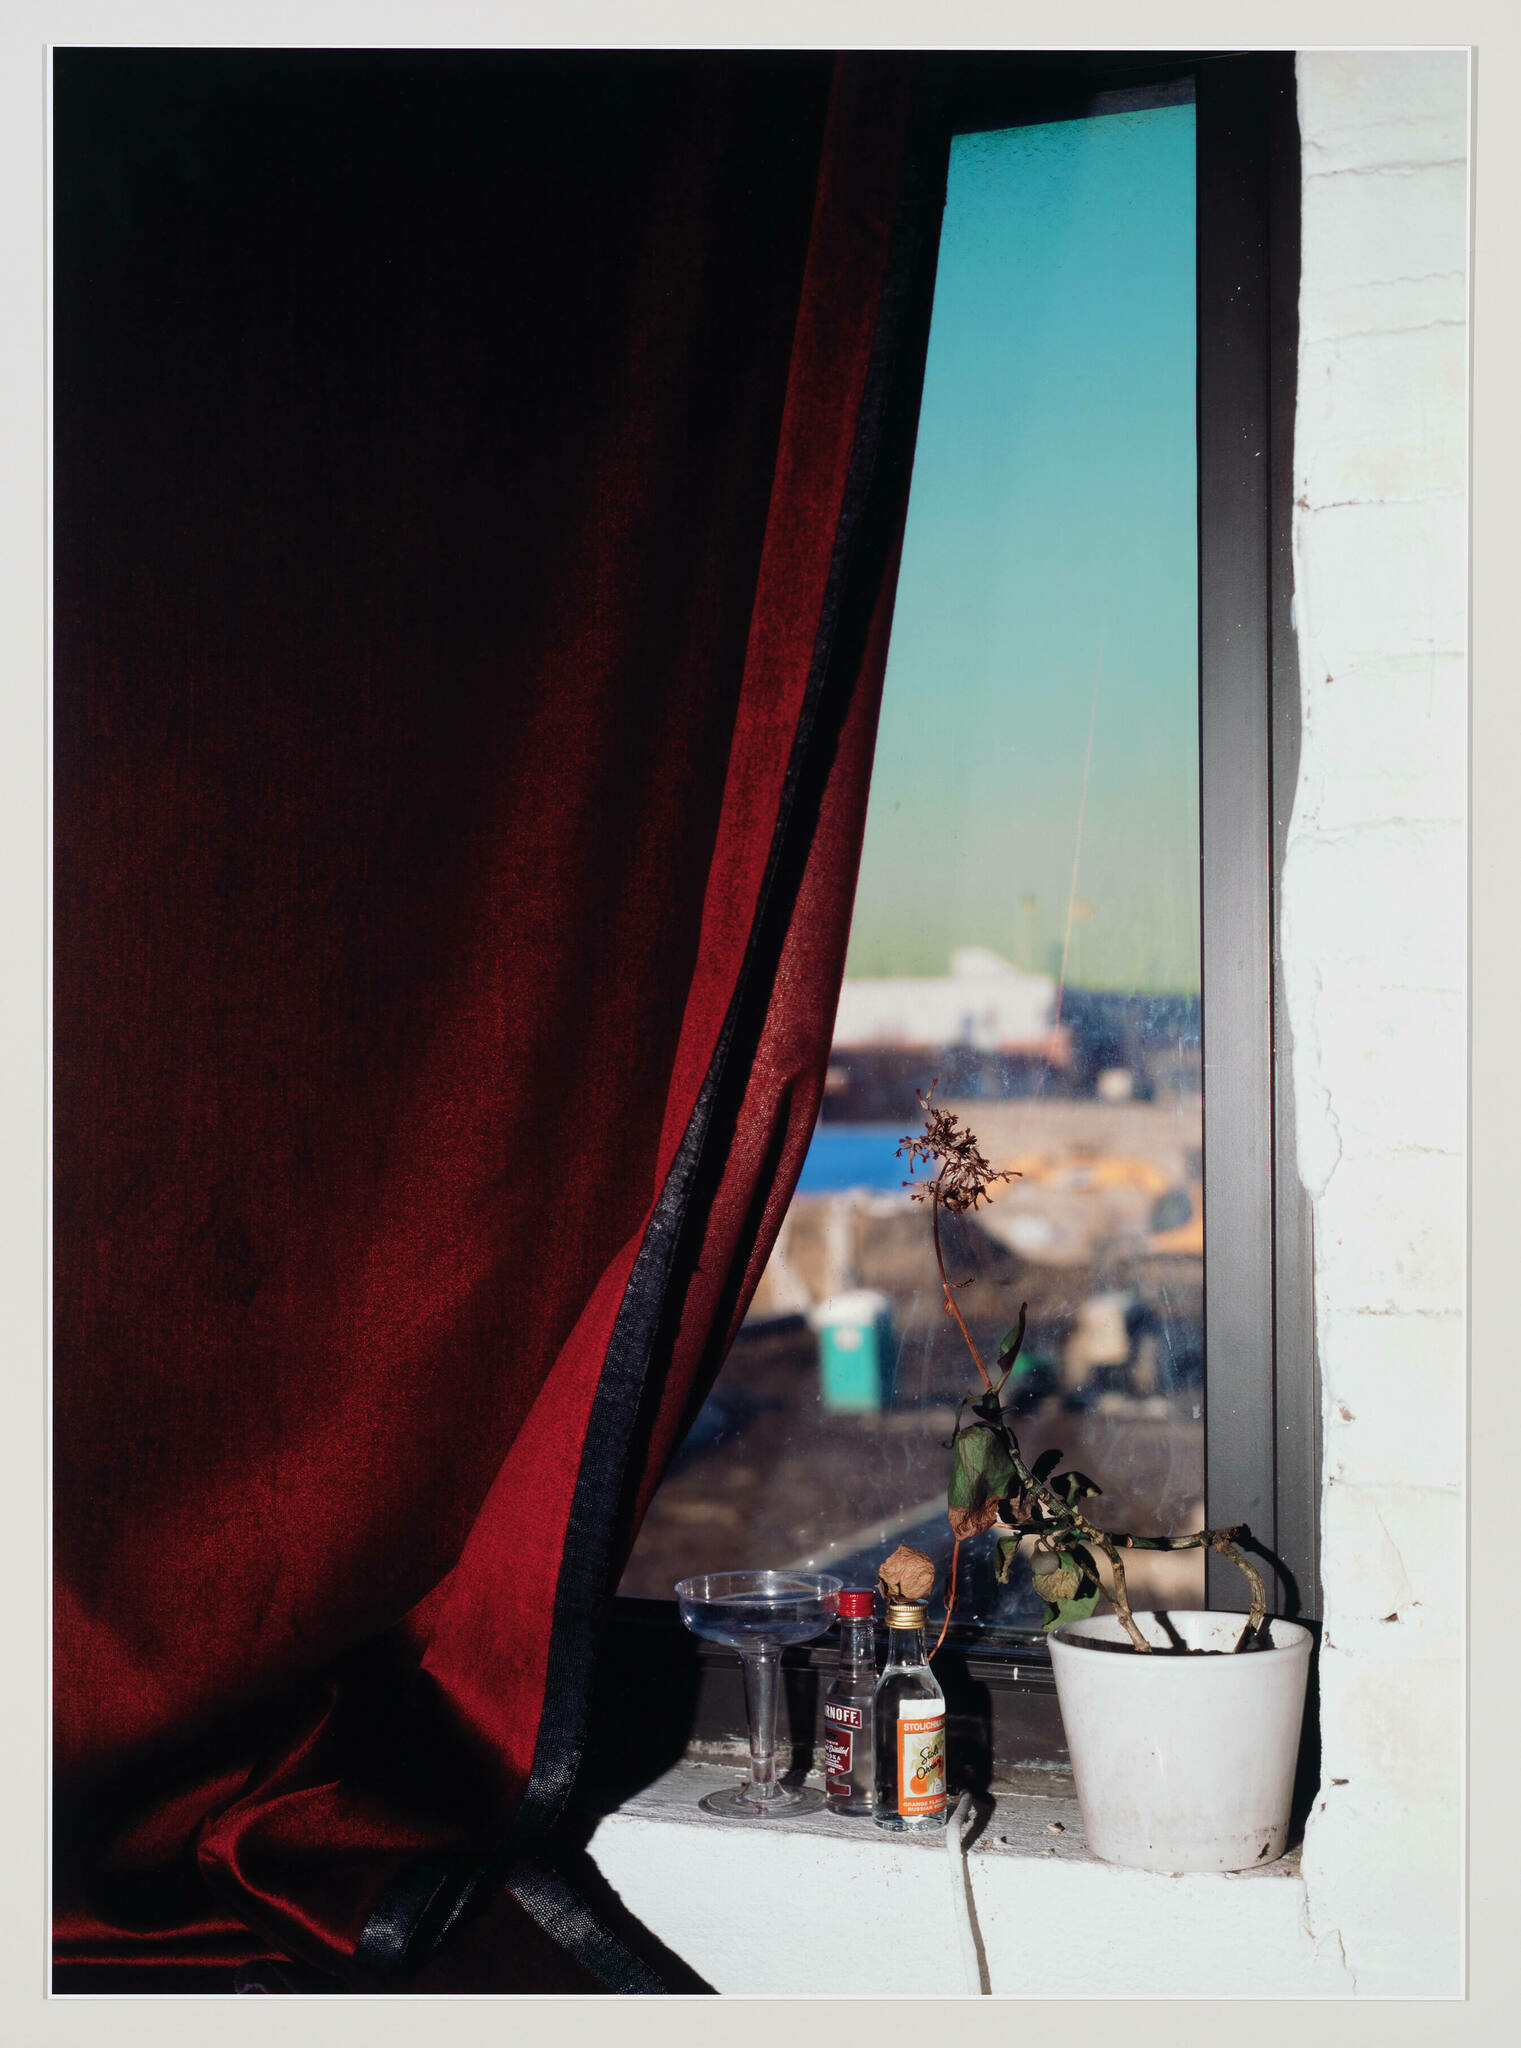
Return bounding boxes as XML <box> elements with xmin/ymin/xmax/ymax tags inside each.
<box><xmin>1284</xmin><ymin>47</ymin><xmax>1467</xmax><ymax>2001</ymax></box>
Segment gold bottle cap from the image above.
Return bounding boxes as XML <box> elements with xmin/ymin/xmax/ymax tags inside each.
<box><xmin>885</xmin><ymin>1599</ymin><xmax>929</xmax><ymax>1629</ymax></box>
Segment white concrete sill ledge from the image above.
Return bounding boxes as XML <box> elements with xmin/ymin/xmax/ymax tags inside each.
<box><xmin>585</xmin><ymin>1760</ymin><xmax>1352</xmax><ymax>1997</ymax></box>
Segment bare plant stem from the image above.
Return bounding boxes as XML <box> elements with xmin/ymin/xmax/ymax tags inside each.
<box><xmin>928</xmin><ymin>1169</ymin><xmax>1268</xmax><ymax>1653</ymax></box>
<box><xmin>929</xmin><ymin>1538</ymin><xmax>962</xmax><ymax>1662</ymax></box>
<box><xmin>931</xmin><ymin>1194</ymin><xmax>993</xmax><ymax>1391</ymax></box>
<box><xmin>1075</xmin><ymin>1528</ymin><xmax>1149</xmax><ymax>1651</ymax></box>
<box><xmin>1210</xmin><ymin>1533</ymin><xmax>1267</xmax><ymax>1635</ymax></box>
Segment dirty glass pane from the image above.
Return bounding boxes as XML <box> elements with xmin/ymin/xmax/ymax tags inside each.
<box><xmin>620</xmin><ymin>101</ymin><xmax>1203</xmax><ymax>1627</ymax></box>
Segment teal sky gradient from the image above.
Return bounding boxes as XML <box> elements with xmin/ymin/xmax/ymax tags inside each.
<box><xmin>843</xmin><ymin>105</ymin><xmax>1201</xmax><ymax>993</ymax></box>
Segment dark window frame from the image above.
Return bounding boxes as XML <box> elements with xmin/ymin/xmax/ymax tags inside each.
<box><xmin>593</xmin><ymin>48</ymin><xmax>1311</xmax><ymax>1790</ymax></box>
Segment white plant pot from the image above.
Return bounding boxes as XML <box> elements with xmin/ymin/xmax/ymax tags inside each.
<box><xmin>1048</xmin><ymin>1609</ymin><xmax>1312</xmax><ymax>1874</ymax></box>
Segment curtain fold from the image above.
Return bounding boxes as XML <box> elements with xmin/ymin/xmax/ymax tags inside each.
<box><xmin>54</xmin><ymin>47</ymin><xmax>944</xmax><ymax>1992</ymax></box>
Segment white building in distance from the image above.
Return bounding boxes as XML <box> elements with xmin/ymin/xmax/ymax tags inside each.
<box><xmin>831</xmin><ymin>947</ymin><xmax>1061</xmax><ymax>1054</ymax></box>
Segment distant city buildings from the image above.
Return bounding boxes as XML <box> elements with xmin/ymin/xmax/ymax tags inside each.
<box><xmin>823</xmin><ymin>948</ymin><xmax>1200</xmax><ymax>1118</ymax></box>
<box><xmin>831</xmin><ymin>947</ymin><xmax>1065</xmax><ymax>1058</ymax></box>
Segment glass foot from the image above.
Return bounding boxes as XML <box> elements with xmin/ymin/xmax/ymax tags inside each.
<box><xmin>698</xmin><ymin>1782</ymin><xmax>827</xmax><ymax>1819</ymax></box>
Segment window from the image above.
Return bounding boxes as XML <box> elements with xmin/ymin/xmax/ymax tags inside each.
<box><xmin>599</xmin><ymin>51</ymin><xmax>1309</xmax><ymax>1783</ymax></box>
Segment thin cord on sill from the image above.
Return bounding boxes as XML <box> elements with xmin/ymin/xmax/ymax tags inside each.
<box><xmin>945</xmin><ymin>1792</ymin><xmax>988</xmax><ymax>1995</ymax></box>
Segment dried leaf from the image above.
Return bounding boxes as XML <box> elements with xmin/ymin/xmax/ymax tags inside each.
<box><xmin>947</xmin><ymin>1424</ymin><xmax>1016</xmax><ymax>1515</ymax></box>
<box><xmin>1030</xmin><ymin>1548</ymin><xmax>1083</xmax><ymax>1603</ymax></box>
<box><xmin>948</xmin><ymin>1498</ymin><xmax>1001</xmax><ymax>1541</ymax></box>
<box><xmin>994</xmin><ymin>1533</ymin><xmax>1020</xmax><ymax>1584</ymax></box>
<box><xmin>1034</xmin><ymin>1549</ymin><xmax>1101</xmax><ymax>1631</ymax></box>
<box><xmin>877</xmin><ymin>1543</ymin><xmax>936</xmax><ymax>1603</ymax></box>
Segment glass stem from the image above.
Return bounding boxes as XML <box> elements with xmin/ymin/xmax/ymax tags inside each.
<box><xmin>742</xmin><ymin>1646</ymin><xmax>782</xmax><ymax>1803</ymax></box>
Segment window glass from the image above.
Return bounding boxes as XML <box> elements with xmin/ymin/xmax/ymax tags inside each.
<box><xmin>620</xmin><ymin>101</ymin><xmax>1203</xmax><ymax>1627</ymax></box>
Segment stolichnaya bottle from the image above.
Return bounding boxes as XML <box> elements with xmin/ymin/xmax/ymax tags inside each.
<box><xmin>872</xmin><ymin>1597</ymin><xmax>948</xmax><ymax>1832</ymax></box>
<box><xmin>823</xmin><ymin>1588</ymin><xmax>877</xmax><ymax>1815</ymax></box>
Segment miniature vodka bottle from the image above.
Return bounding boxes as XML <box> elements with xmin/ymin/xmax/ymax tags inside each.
<box><xmin>823</xmin><ymin>1589</ymin><xmax>877</xmax><ymax>1816</ymax></box>
<box><xmin>872</xmin><ymin>1598</ymin><xmax>948</xmax><ymax>1832</ymax></box>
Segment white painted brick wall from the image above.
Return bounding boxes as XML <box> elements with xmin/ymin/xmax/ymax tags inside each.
<box><xmin>1286</xmin><ymin>48</ymin><xmax>1468</xmax><ymax>2000</ymax></box>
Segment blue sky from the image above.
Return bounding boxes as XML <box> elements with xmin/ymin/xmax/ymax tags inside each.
<box><xmin>843</xmin><ymin>104</ymin><xmax>1201</xmax><ymax>994</ymax></box>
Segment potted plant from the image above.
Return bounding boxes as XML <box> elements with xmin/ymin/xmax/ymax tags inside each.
<box><xmin>887</xmin><ymin>1088</ymin><xmax>1311</xmax><ymax>1875</ymax></box>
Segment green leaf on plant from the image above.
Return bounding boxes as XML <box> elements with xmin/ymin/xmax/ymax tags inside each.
<box><xmin>1048</xmin><ymin>1468</ymin><xmax>1102</xmax><ymax>1506</ymax></box>
<box><xmin>994</xmin><ymin>1533</ymin><xmax>1020</xmax><ymax>1585</ymax></box>
<box><xmin>947</xmin><ymin>1423</ymin><xmax>1017</xmax><ymax>1512</ymax></box>
<box><xmin>1030</xmin><ymin>1447</ymin><xmax>1063</xmax><ymax>1483</ymax></box>
<box><xmin>1041</xmin><ymin>1588</ymin><xmax>1102</xmax><ymax>1632</ymax></box>
<box><xmin>997</xmin><ymin>1310</ymin><xmax>1028</xmax><ymax>1363</ymax></box>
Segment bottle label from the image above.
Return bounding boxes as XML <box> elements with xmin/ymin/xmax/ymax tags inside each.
<box><xmin>824</xmin><ymin>1702</ymin><xmax>863</xmax><ymax>1793</ymax></box>
<box><xmin>896</xmin><ymin>1711</ymin><xmax>947</xmax><ymax>1816</ymax></box>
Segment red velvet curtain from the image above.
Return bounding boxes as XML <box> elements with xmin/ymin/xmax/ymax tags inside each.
<box><xmin>54</xmin><ymin>50</ymin><xmax>941</xmax><ymax>1992</ymax></box>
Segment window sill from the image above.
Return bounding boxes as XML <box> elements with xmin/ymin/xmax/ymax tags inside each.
<box><xmin>582</xmin><ymin>1759</ymin><xmax>1346</xmax><ymax>1998</ymax></box>
<box><xmin>594</xmin><ymin>1753</ymin><xmax>1305</xmax><ymax>1872</ymax></box>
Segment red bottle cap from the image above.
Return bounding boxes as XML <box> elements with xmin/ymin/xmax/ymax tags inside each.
<box><xmin>837</xmin><ymin>1589</ymin><xmax>875</xmax><ymax>1618</ymax></box>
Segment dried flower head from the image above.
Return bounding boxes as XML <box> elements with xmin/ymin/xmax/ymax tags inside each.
<box><xmin>897</xmin><ymin>1083</ymin><xmax>1019</xmax><ymax>1214</ymax></box>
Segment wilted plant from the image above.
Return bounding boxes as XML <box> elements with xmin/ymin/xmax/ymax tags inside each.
<box><xmin>898</xmin><ymin>1086</ymin><xmax>1266</xmax><ymax>1656</ymax></box>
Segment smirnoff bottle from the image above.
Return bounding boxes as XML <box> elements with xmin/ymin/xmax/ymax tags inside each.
<box><xmin>823</xmin><ymin>1588</ymin><xmax>877</xmax><ymax>1816</ymax></box>
<box><xmin>822</xmin><ymin>1589</ymin><xmax>880</xmax><ymax>1818</ymax></box>
<box><xmin>872</xmin><ymin>1597</ymin><xmax>948</xmax><ymax>1832</ymax></box>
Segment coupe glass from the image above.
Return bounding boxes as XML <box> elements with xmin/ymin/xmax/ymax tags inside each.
<box><xmin>675</xmin><ymin>1569</ymin><xmax>842</xmax><ymax>1817</ymax></box>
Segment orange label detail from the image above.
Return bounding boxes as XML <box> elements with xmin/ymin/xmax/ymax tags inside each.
<box><xmin>896</xmin><ymin>1712</ymin><xmax>946</xmax><ymax>1816</ymax></box>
